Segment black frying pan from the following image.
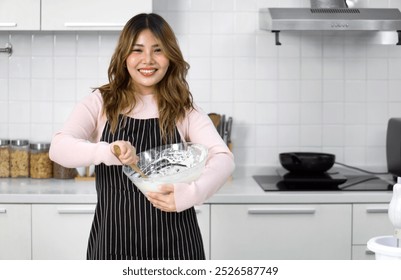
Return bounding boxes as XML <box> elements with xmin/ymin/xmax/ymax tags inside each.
<box><xmin>279</xmin><ymin>152</ymin><xmax>335</xmax><ymax>173</ymax></box>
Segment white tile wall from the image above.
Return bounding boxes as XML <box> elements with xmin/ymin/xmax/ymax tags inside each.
<box><xmin>1</xmin><ymin>0</ymin><xmax>401</xmax><ymax>169</ymax></box>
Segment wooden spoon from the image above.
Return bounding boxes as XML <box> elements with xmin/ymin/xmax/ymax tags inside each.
<box><xmin>113</xmin><ymin>145</ymin><xmax>147</xmax><ymax>178</ymax></box>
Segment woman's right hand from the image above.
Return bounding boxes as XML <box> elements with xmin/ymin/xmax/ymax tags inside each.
<box><xmin>111</xmin><ymin>141</ymin><xmax>139</xmax><ymax>166</ymax></box>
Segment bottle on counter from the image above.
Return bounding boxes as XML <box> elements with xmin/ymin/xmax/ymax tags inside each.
<box><xmin>30</xmin><ymin>142</ymin><xmax>53</xmax><ymax>179</ymax></box>
<box><xmin>388</xmin><ymin>177</ymin><xmax>401</xmax><ymax>247</ymax></box>
<box><xmin>0</xmin><ymin>139</ymin><xmax>10</xmax><ymax>177</ymax></box>
<box><xmin>10</xmin><ymin>139</ymin><xmax>30</xmax><ymax>178</ymax></box>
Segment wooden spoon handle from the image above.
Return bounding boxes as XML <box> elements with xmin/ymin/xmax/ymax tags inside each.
<box><xmin>113</xmin><ymin>145</ymin><xmax>147</xmax><ymax>178</ymax></box>
<box><xmin>129</xmin><ymin>163</ymin><xmax>147</xmax><ymax>179</ymax></box>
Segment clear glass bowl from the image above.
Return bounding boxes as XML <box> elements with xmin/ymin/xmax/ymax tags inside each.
<box><xmin>123</xmin><ymin>142</ymin><xmax>208</xmax><ymax>194</ymax></box>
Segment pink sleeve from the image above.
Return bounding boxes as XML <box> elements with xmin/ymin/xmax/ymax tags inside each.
<box><xmin>174</xmin><ymin>108</ymin><xmax>235</xmax><ymax>212</ymax></box>
<box><xmin>49</xmin><ymin>90</ymin><xmax>120</xmax><ymax>168</ymax></box>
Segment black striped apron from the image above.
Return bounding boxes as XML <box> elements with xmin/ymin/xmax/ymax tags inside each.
<box><xmin>87</xmin><ymin>116</ymin><xmax>205</xmax><ymax>260</ymax></box>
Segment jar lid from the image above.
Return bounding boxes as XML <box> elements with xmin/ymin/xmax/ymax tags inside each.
<box><xmin>0</xmin><ymin>139</ymin><xmax>10</xmax><ymax>146</ymax></box>
<box><xmin>11</xmin><ymin>139</ymin><xmax>29</xmax><ymax>146</ymax></box>
<box><xmin>30</xmin><ymin>142</ymin><xmax>51</xmax><ymax>150</ymax></box>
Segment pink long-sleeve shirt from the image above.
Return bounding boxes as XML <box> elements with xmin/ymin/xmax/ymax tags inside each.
<box><xmin>49</xmin><ymin>90</ymin><xmax>235</xmax><ymax>212</ymax></box>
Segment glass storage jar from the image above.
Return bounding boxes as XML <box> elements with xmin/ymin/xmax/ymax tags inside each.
<box><xmin>30</xmin><ymin>142</ymin><xmax>52</xmax><ymax>179</ymax></box>
<box><xmin>0</xmin><ymin>139</ymin><xmax>10</xmax><ymax>177</ymax></box>
<box><xmin>53</xmin><ymin>162</ymin><xmax>77</xmax><ymax>179</ymax></box>
<box><xmin>10</xmin><ymin>139</ymin><xmax>30</xmax><ymax>178</ymax></box>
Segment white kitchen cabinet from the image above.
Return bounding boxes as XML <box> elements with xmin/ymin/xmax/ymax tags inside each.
<box><xmin>0</xmin><ymin>0</ymin><xmax>151</xmax><ymax>31</ymax></box>
<box><xmin>0</xmin><ymin>0</ymin><xmax>40</xmax><ymax>30</ymax></box>
<box><xmin>0</xmin><ymin>204</ymin><xmax>32</xmax><ymax>260</ymax></box>
<box><xmin>352</xmin><ymin>203</ymin><xmax>394</xmax><ymax>260</ymax></box>
<box><xmin>195</xmin><ymin>204</ymin><xmax>210</xmax><ymax>259</ymax></box>
<box><xmin>41</xmin><ymin>0</ymin><xmax>152</xmax><ymax>30</ymax></box>
<box><xmin>210</xmin><ymin>204</ymin><xmax>352</xmax><ymax>260</ymax></box>
<box><xmin>32</xmin><ymin>204</ymin><xmax>95</xmax><ymax>260</ymax></box>
<box><xmin>31</xmin><ymin>203</ymin><xmax>209</xmax><ymax>260</ymax></box>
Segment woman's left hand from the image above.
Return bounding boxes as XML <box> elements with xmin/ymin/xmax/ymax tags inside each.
<box><xmin>146</xmin><ymin>184</ymin><xmax>176</xmax><ymax>212</ymax></box>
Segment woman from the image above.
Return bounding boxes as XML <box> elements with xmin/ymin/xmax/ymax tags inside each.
<box><xmin>49</xmin><ymin>13</ymin><xmax>234</xmax><ymax>260</ymax></box>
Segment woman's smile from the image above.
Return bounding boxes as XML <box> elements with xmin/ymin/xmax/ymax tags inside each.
<box><xmin>139</xmin><ymin>67</ymin><xmax>157</xmax><ymax>76</ymax></box>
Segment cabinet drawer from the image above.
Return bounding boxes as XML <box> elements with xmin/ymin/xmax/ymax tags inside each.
<box><xmin>211</xmin><ymin>204</ymin><xmax>352</xmax><ymax>260</ymax></box>
<box><xmin>32</xmin><ymin>204</ymin><xmax>95</xmax><ymax>260</ymax></box>
<box><xmin>0</xmin><ymin>204</ymin><xmax>32</xmax><ymax>260</ymax></box>
<box><xmin>352</xmin><ymin>204</ymin><xmax>394</xmax><ymax>245</ymax></box>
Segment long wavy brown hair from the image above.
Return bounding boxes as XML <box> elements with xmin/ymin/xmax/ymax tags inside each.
<box><xmin>96</xmin><ymin>13</ymin><xmax>194</xmax><ymax>141</ymax></box>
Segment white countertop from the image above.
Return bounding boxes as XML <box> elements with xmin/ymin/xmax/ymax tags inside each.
<box><xmin>0</xmin><ymin>178</ymin><xmax>97</xmax><ymax>204</ymax></box>
<box><xmin>0</xmin><ymin>166</ymin><xmax>394</xmax><ymax>204</ymax></box>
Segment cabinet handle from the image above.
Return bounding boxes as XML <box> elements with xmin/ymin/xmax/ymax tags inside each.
<box><xmin>64</xmin><ymin>22</ymin><xmax>124</xmax><ymax>28</ymax></box>
<box><xmin>57</xmin><ymin>208</ymin><xmax>95</xmax><ymax>214</ymax></box>
<box><xmin>0</xmin><ymin>23</ymin><xmax>17</xmax><ymax>27</ymax></box>
<box><xmin>248</xmin><ymin>208</ymin><xmax>316</xmax><ymax>215</ymax></box>
<box><xmin>0</xmin><ymin>208</ymin><xmax>6</xmax><ymax>214</ymax></box>
<box><xmin>366</xmin><ymin>208</ymin><xmax>388</xmax><ymax>214</ymax></box>
<box><xmin>365</xmin><ymin>249</ymin><xmax>375</xmax><ymax>255</ymax></box>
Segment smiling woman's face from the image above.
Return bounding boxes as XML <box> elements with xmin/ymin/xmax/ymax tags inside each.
<box><xmin>126</xmin><ymin>29</ymin><xmax>170</xmax><ymax>95</ymax></box>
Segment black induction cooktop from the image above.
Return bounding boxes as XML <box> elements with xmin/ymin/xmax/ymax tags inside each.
<box><xmin>254</xmin><ymin>170</ymin><xmax>393</xmax><ymax>191</ymax></box>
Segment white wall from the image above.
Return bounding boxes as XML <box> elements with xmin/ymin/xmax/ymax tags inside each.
<box><xmin>1</xmin><ymin>0</ymin><xmax>401</xmax><ymax>169</ymax></box>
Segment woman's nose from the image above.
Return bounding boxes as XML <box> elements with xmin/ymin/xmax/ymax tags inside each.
<box><xmin>143</xmin><ymin>50</ymin><xmax>154</xmax><ymax>64</ymax></box>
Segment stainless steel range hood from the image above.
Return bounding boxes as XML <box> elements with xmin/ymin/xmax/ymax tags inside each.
<box><xmin>259</xmin><ymin>0</ymin><xmax>401</xmax><ymax>45</ymax></box>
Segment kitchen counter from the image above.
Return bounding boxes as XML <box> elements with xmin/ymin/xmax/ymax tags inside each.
<box><xmin>0</xmin><ymin>178</ymin><xmax>97</xmax><ymax>204</ymax></box>
<box><xmin>0</xmin><ymin>166</ymin><xmax>394</xmax><ymax>204</ymax></box>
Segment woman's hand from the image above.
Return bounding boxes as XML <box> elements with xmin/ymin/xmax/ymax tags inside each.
<box><xmin>146</xmin><ymin>184</ymin><xmax>177</xmax><ymax>212</ymax></box>
<box><xmin>111</xmin><ymin>140</ymin><xmax>139</xmax><ymax>165</ymax></box>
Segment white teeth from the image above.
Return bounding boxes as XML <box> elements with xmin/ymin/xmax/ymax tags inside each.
<box><xmin>139</xmin><ymin>69</ymin><xmax>156</xmax><ymax>74</ymax></box>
